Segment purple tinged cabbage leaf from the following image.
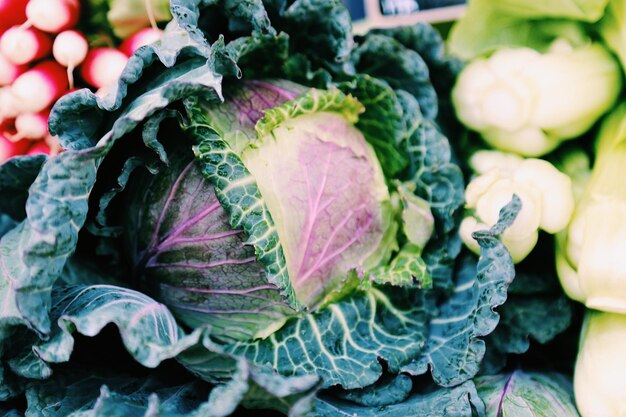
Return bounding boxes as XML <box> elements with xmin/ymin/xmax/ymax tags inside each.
<box><xmin>124</xmin><ymin>146</ymin><xmax>295</xmax><ymax>342</ymax></box>
<box><xmin>475</xmin><ymin>371</ymin><xmax>579</xmax><ymax>417</ymax></box>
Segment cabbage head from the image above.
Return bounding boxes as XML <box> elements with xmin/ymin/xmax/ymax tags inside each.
<box><xmin>0</xmin><ymin>1</ymin><xmax>523</xmax><ymax>415</ymax></box>
<box><xmin>123</xmin><ymin>81</ymin><xmax>398</xmax><ymax>341</ymax></box>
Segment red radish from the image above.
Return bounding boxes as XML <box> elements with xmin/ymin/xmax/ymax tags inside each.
<box><xmin>43</xmin><ymin>133</ymin><xmax>61</xmax><ymax>154</ymax></box>
<box><xmin>119</xmin><ymin>28</ymin><xmax>163</xmax><ymax>57</ymax></box>
<box><xmin>26</xmin><ymin>140</ymin><xmax>50</xmax><ymax>156</ymax></box>
<box><xmin>11</xmin><ymin>60</ymin><xmax>68</xmax><ymax>113</ymax></box>
<box><xmin>52</xmin><ymin>30</ymin><xmax>88</xmax><ymax>88</ymax></box>
<box><xmin>0</xmin><ymin>87</ymin><xmax>19</xmax><ymax>121</ymax></box>
<box><xmin>0</xmin><ymin>26</ymin><xmax>52</xmax><ymax>65</ymax></box>
<box><xmin>80</xmin><ymin>48</ymin><xmax>128</xmax><ymax>89</ymax></box>
<box><xmin>0</xmin><ymin>0</ymin><xmax>29</xmax><ymax>33</ymax></box>
<box><xmin>0</xmin><ymin>117</ymin><xmax>13</xmax><ymax>132</ymax></box>
<box><xmin>0</xmin><ymin>132</ymin><xmax>29</xmax><ymax>162</ymax></box>
<box><xmin>25</xmin><ymin>0</ymin><xmax>80</xmax><ymax>34</ymax></box>
<box><xmin>13</xmin><ymin>110</ymin><xmax>48</xmax><ymax>140</ymax></box>
<box><xmin>0</xmin><ymin>53</ymin><xmax>26</xmax><ymax>85</ymax></box>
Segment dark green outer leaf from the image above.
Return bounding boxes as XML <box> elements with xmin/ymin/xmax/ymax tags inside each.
<box><xmin>22</xmin><ymin>363</ymin><xmax>319</xmax><ymax>417</ymax></box>
<box><xmin>488</xmin><ymin>296</ymin><xmax>573</xmax><ymax>355</ymax></box>
<box><xmin>0</xmin><ymin>156</ymin><xmax>46</xmax><ymax>221</ymax></box>
<box><xmin>180</xmin><ymin>286</ymin><xmax>430</xmax><ymax>390</ymax></box>
<box><xmin>369</xmin><ymin>24</ymin><xmax>464</xmax><ymax>98</ymax></box>
<box><xmin>280</xmin><ymin>0</ymin><xmax>354</xmax><ymax>64</ymax></box>
<box><xmin>3</xmin><ymin>38</ymin><xmax>223</xmax><ymax>339</ymax></box>
<box><xmin>334</xmin><ymin>374</ymin><xmax>413</xmax><ymax>407</ymax></box>
<box><xmin>353</xmin><ymin>34</ymin><xmax>437</xmax><ymax>120</ymax></box>
<box><xmin>398</xmin><ymin>90</ymin><xmax>464</xmax><ymax>290</ymax></box>
<box><xmin>316</xmin><ymin>381</ymin><xmax>485</xmax><ymax>417</ymax></box>
<box><xmin>402</xmin><ymin>196</ymin><xmax>520</xmax><ymax>386</ymax></box>
<box><xmin>9</xmin><ymin>285</ymin><xmax>203</xmax><ymax>381</ymax></box>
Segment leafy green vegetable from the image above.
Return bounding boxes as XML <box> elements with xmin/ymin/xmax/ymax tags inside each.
<box><xmin>108</xmin><ymin>0</ymin><xmax>172</xmax><ymax>38</ymax></box>
<box><xmin>316</xmin><ymin>381</ymin><xmax>485</xmax><ymax>417</ymax></box>
<box><xmin>447</xmin><ymin>0</ymin><xmax>609</xmax><ymax>60</ymax></box>
<box><xmin>24</xmin><ymin>364</ymin><xmax>319</xmax><ymax>417</ymax></box>
<box><xmin>0</xmin><ymin>0</ymin><xmax>530</xmax><ymax>415</ymax></box>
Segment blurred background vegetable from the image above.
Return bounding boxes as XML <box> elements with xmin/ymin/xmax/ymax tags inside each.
<box><xmin>452</xmin><ymin>41</ymin><xmax>621</xmax><ymax>156</ymax></box>
<box><xmin>461</xmin><ymin>150</ymin><xmax>574</xmax><ymax>262</ymax></box>
<box><xmin>448</xmin><ymin>0</ymin><xmax>626</xmax><ymax>415</ymax></box>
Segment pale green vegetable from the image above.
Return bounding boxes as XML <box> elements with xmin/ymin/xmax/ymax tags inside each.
<box><xmin>108</xmin><ymin>0</ymin><xmax>171</xmax><ymax>38</ymax></box>
<box><xmin>461</xmin><ymin>151</ymin><xmax>574</xmax><ymax>262</ymax></box>
<box><xmin>447</xmin><ymin>0</ymin><xmax>608</xmax><ymax>60</ymax></box>
<box><xmin>598</xmin><ymin>0</ymin><xmax>626</xmax><ymax>72</ymax></box>
<box><xmin>557</xmin><ymin>104</ymin><xmax>626</xmax><ymax>313</ymax></box>
<box><xmin>452</xmin><ymin>40</ymin><xmax>622</xmax><ymax>156</ymax></box>
<box><xmin>575</xmin><ymin>310</ymin><xmax>626</xmax><ymax>417</ymax></box>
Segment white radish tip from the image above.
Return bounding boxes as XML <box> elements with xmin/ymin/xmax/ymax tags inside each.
<box><xmin>0</xmin><ymin>53</ymin><xmax>25</xmax><ymax>85</ymax></box>
<box><xmin>12</xmin><ymin>61</ymin><xmax>67</xmax><ymax>113</ymax></box>
<box><xmin>53</xmin><ymin>30</ymin><xmax>88</xmax><ymax>66</ymax></box>
<box><xmin>81</xmin><ymin>48</ymin><xmax>128</xmax><ymax>89</ymax></box>
<box><xmin>26</xmin><ymin>0</ymin><xmax>80</xmax><ymax>33</ymax></box>
<box><xmin>120</xmin><ymin>27</ymin><xmax>163</xmax><ymax>56</ymax></box>
<box><xmin>15</xmin><ymin>112</ymin><xmax>48</xmax><ymax>139</ymax></box>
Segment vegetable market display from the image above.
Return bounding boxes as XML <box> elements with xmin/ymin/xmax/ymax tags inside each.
<box><xmin>0</xmin><ymin>0</ymin><xmax>624</xmax><ymax>416</ymax></box>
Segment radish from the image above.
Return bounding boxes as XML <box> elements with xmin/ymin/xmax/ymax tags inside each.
<box><xmin>25</xmin><ymin>0</ymin><xmax>80</xmax><ymax>34</ymax></box>
<box><xmin>119</xmin><ymin>27</ymin><xmax>163</xmax><ymax>57</ymax></box>
<box><xmin>0</xmin><ymin>0</ymin><xmax>29</xmax><ymax>32</ymax></box>
<box><xmin>0</xmin><ymin>87</ymin><xmax>19</xmax><ymax>121</ymax></box>
<box><xmin>0</xmin><ymin>26</ymin><xmax>52</xmax><ymax>65</ymax></box>
<box><xmin>0</xmin><ymin>132</ymin><xmax>29</xmax><ymax>162</ymax></box>
<box><xmin>26</xmin><ymin>140</ymin><xmax>50</xmax><ymax>156</ymax></box>
<box><xmin>0</xmin><ymin>53</ymin><xmax>26</xmax><ymax>85</ymax></box>
<box><xmin>44</xmin><ymin>133</ymin><xmax>61</xmax><ymax>154</ymax></box>
<box><xmin>12</xmin><ymin>110</ymin><xmax>48</xmax><ymax>141</ymax></box>
<box><xmin>52</xmin><ymin>30</ymin><xmax>88</xmax><ymax>88</ymax></box>
<box><xmin>11</xmin><ymin>60</ymin><xmax>67</xmax><ymax>113</ymax></box>
<box><xmin>80</xmin><ymin>48</ymin><xmax>128</xmax><ymax>89</ymax></box>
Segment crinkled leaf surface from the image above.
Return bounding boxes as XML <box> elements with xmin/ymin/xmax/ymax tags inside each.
<box><xmin>23</xmin><ymin>362</ymin><xmax>319</xmax><ymax>417</ymax></box>
<box><xmin>353</xmin><ymin>34</ymin><xmax>437</xmax><ymax>120</ymax></box>
<box><xmin>9</xmin><ymin>285</ymin><xmax>203</xmax><ymax>381</ymax></box>
<box><xmin>0</xmin><ymin>156</ymin><xmax>46</xmax><ymax>221</ymax></box>
<box><xmin>402</xmin><ymin>196</ymin><xmax>519</xmax><ymax>386</ymax></box>
<box><xmin>334</xmin><ymin>374</ymin><xmax>413</xmax><ymax>407</ymax></box>
<box><xmin>475</xmin><ymin>371</ymin><xmax>579</xmax><ymax>417</ymax></box>
<box><xmin>487</xmin><ymin>295</ymin><xmax>573</xmax><ymax>355</ymax></box>
<box><xmin>180</xmin><ymin>286</ymin><xmax>430</xmax><ymax>389</ymax></box>
<box><xmin>187</xmin><ymin>109</ymin><xmax>299</xmax><ymax>311</ymax></box>
<box><xmin>316</xmin><ymin>381</ymin><xmax>485</xmax><ymax>417</ymax></box>
<box><xmin>370</xmin><ymin>24</ymin><xmax>463</xmax><ymax>97</ymax></box>
<box><xmin>399</xmin><ymin>90</ymin><xmax>464</xmax><ymax>290</ymax></box>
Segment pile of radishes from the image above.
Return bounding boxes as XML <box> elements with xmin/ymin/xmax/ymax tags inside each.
<box><xmin>0</xmin><ymin>0</ymin><xmax>163</xmax><ymax>163</ymax></box>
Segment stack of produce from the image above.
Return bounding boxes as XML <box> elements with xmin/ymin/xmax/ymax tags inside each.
<box><xmin>449</xmin><ymin>0</ymin><xmax>626</xmax><ymax>415</ymax></box>
<box><xmin>0</xmin><ymin>0</ymin><xmax>166</xmax><ymax>164</ymax></box>
<box><xmin>0</xmin><ymin>0</ymin><xmax>624</xmax><ymax>416</ymax></box>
